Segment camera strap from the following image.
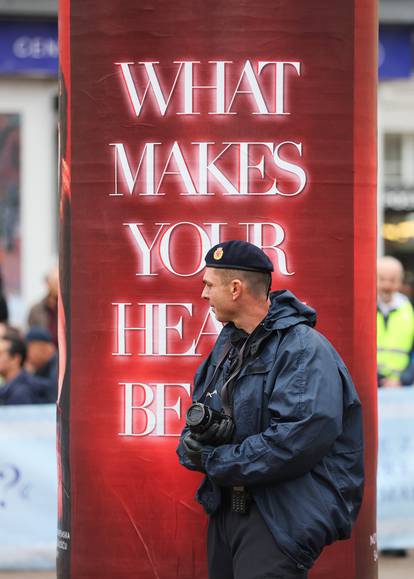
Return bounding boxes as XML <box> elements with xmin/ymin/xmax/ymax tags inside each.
<box><xmin>220</xmin><ymin>324</ymin><xmax>272</xmax><ymax>415</ymax></box>
<box><xmin>197</xmin><ymin>340</ymin><xmax>233</xmax><ymax>405</ymax></box>
<box><xmin>220</xmin><ymin>339</ymin><xmax>249</xmax><ymax>416</ymax></box>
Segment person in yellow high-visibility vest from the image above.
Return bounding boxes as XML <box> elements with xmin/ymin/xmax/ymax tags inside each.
<box><xmin>377</xmin><ymin>256</ymin><xmax>414</xmax><ymax>388</ymax></box>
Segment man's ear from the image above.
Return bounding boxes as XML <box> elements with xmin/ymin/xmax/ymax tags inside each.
<box><xmin>231</xmin><ymin>279</ymin><xmax>243</xmax><ymax>300</ymax></box>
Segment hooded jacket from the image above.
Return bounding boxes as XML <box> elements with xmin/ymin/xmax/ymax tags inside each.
<box><xmin>177</xmin><ymin>290</ymin><xmax>364</xmax><ymax>570</ymax></box>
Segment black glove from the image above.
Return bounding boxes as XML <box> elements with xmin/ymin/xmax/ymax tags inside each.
<box><xmin>192</xmin><ymin>418</ymin><xmax>234</xmax><ymax>446</ymax></box>
<box><xmin>182</xmin><ymin>433</ymin><xmax>208</xmax><ymax>471</ymax></box>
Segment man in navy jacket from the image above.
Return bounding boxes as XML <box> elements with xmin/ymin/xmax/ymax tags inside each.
<box><xmin>177</xmin><ymin>240</ymin><xmax>364</xmax><ymax>579</ymax></box>
<box><xmin>0</xmin><ymin>333</ymin><xmax>50</xmax><ymax>405</ymax></box>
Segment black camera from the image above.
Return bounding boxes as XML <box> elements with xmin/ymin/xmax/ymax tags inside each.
<box><xmin>186</xmin><ymin>402</ymin><xmax>232</xmax><ymax>436</ymax></box>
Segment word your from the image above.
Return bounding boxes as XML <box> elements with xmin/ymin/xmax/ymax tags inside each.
<box><xmin>125</xmin><ymin>221</ymin><xmax>293</xmax><ymax>277</ymax></box>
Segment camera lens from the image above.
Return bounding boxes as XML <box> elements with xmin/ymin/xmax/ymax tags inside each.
<box><xmin>186</xmin><ymin>403</ymin><xmax>207</xmax><ymax>428</ymax></box>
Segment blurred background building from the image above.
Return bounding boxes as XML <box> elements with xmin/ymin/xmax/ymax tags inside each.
<box><xmin>0</xmin><ymin>0</ymin><xmax>413</xmax><ymax>324</ymax></box>
<box><xmin>379</xmin><ymin>1</ymin><xmax>414</xmax><ymax>279</ymax></box>
<box><xmin>0</xmin><ymin>0</ymin><xmax>57</xmax><ymax>326</ymax></box>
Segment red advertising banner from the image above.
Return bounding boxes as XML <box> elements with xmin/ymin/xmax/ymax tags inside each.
<box><xmin>58</xmin><ymin>1</ymin><xmax>377</xmax><ymax>578</ymax></box>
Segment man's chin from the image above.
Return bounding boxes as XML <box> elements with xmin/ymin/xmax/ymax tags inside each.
<box><xmin>215</xmin><ymin>315</ymin><xmax>230</xmax><ymax>324</ymax></box>
<box><xmin>210</xmin><ymin>308</ymin><xmax>228</xmax><ymax>324</ymax></box>
<box><xmin>379</xmin><ymin>293</ymin><xmax>393</xmax><ymax>303</ymax></box>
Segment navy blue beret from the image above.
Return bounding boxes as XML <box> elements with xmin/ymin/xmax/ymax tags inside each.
<box><xmin>26</xmin><ymin>326</ymin><xmax>53</xmax><ymax>343</ymax></box>
<box><xmin>205</xmin><ymin>240</ymin><xmax>274</xmax><ymax>273</ymax></box>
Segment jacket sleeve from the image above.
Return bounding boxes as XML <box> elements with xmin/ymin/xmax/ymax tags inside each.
<box><xmin>400</xmin><ymin>356</ymin><xmax>414</xmax><ymax>386</ymax></box>
<box><xmin>204</xmin><ymin>326</ymin><xmax>344</xmax><ymax>486</ymax></box>
<box><xmin>399</xmin><ymin>319</ymin><xmax>414</xmax><ymax>385</ymax></box>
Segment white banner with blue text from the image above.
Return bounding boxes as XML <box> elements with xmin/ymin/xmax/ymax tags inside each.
<box><xmin>378</xmin><ymin>387</ymin><xmax>414</xmax><ymax>549</ymax></box>
<box><xmin>0</xmin><ymin>405</ymin><xmax>57</xmax><ymax>569</ymax></box>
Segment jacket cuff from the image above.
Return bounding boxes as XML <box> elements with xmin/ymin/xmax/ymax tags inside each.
<box><xmin>201</xmin><ymin>445</ymin><xmax>215</xmax><ymax>469</ymax></box>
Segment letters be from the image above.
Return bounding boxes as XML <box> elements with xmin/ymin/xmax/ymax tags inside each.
<box><xmin>119</xmin><ymin>382</ymin><xmax>191</xmax><ymax>437</ymax></box>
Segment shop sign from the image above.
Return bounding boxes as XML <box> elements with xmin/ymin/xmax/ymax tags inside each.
<box><xmin>379</xmin><ymin>26</ymin><xmax>413</xmax><ymax>80</ymax></box>
<box><xmin>0</xmin><ymin>21</ymin><xmax>58</xmax><ymax>76</ymax></box>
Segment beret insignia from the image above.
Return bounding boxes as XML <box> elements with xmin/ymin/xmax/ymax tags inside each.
<box><xmin>213</xmin><ymin>247</ymin><xmax>224</xmax><ymax>260</ymax></box>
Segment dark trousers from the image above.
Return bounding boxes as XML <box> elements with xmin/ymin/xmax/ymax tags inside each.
<box><xmin>208</xmin><ymin>501</ymin><xmax>308</xmax><ymax>579</ymax></box>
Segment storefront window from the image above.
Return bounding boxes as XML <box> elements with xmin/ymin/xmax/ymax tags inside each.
<box><xmin>384</xmin><ymin>133</ymin><xmax>402</xmax><ymax>186</ymax></box>
<box><xmin>0</xmin><ymin>114</ymin><xmax>20</xmax><ymax>297</ymax></box>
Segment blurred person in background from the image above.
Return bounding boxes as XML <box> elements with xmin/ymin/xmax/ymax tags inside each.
<box><xmin>377</xmin><ymin>256</ymin><xmax>414</xmax><ymax>388</ymax></box>
<box><xmin>25</xmin><ymin>326</ymin><xmax>57</xmax><ymax>403</ymax></box>
<box><xmin>0</xmin><ymin>332</ymin><xmax>51</xmax><ymax>405</ymax></box>
<box><xmin>0</xmin><ymin>267</ymin><xmax>8</xmax><ymax>324</ymax></box>
<box><xmin>0</xmin><ymin>323</ymin><xmax>21</xmax><ymax>340</ymax></box>
<box><xmin>377</xmin><ymin>256</ymin><xmax>413</xmax><ymax>559</ymax></box>
<box><xmin>28</xmin><ymin>265</ymin><xmax>58</xmax><ymax>346</ymax></box>
<box><xmin>0</xmin><ymin>324</ymin><xmax>21</xmax><ymax>386</ymax></box>
<box><xmin>400</xmin><ymin>270</ymin><xmax>414</xmax><ymax>306</ymax></box>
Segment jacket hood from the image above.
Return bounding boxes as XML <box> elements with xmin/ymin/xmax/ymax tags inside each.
<box><xmin>264</xmin><ymin>290</ymin><xmax>317</xmax><ymax>331</ymax></box>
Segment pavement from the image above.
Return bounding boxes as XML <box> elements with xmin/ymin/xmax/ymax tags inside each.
<box><xmin>0</xmin><ymin>575</ymin><xmax>55</xmax><ymax>579</ymax></box>
<box><xmin>378</xmin><ymin>549</ymin><xmax>414</xmax><ymax>579</ymax></box>
<box><xmin>0</xmin><ymin>551</ymin><xmax>413</xmax><ymax>578</ymax></box>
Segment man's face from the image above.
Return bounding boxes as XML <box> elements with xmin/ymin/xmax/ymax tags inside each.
<box><xmin>27</xmin><ymin>341</ymin><xmax>55</xmax><ymax>371</ymax></box>
<box><xmin>378</xmin><ymin>265</ymin><xmax>402</xmax><ymax>303</ymax></box>
<box><xmin>0</xmin><ymin>340</ymin><xmax>13</xmax><ymax>378</ymax></box>
<box><xmin>201</xmin><ymin>268</ymin><xmax>236</xmax><ymax>323</ymax></box>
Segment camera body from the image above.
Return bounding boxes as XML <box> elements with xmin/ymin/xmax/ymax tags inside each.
<box><xmin>186</xmin><ymin>402</ymin><xmax>233</xmax><ymax>438</ymax></box>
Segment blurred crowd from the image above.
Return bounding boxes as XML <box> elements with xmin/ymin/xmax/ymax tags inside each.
<box><xmin>0</xmin><ymin>266</ymin><xmax>58</xmax><ymax>405</ymax></box>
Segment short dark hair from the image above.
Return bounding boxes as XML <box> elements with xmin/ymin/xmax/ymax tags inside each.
<box><xmin>2</xmin><ymin>333</ymin><xmax>27</xmax><ymax>367</ymax></box>
<box><xmin>219</xmin><ymin>269</ymin><xmax>271</xmax><ymax>298</ymax></box>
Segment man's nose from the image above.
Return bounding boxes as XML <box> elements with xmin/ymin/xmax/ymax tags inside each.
<box><xmin>201</xmin><ymin>287</ymin><xmax>208</xmax><ymax>299</ymax></box>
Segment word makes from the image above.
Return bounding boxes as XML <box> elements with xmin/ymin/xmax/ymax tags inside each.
<box><xmin>110</xmin><ymin>141</ymin><xmax>306</xmax><ymax>197</ymax></box>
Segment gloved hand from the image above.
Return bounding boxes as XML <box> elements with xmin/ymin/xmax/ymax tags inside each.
<box><xmin>182</xmin><ymin>433</ymin><xmax>208</xmax><ymax>471</ymax></box>
<box><xmin>193</xmin><ymin>418</ymin><xmax>234</xmax><ymax>446</ymax></box>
